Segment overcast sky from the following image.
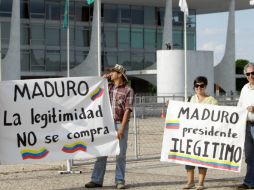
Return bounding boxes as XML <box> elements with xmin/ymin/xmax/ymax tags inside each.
<box><xmin>196</xmin><ymin>8</ymin><xmax>254</xmax><ymax>65</ymax></box>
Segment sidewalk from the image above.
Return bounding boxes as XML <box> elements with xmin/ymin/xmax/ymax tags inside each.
<box><xmin>0</xmin><ymin>158</ymin><xmax>245</xmax><ymax>190</ymax></box>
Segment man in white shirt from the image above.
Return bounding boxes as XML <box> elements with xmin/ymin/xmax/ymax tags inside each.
<box><xmin>237</xmin><ymin>62</ymin><xmax>254</xmax><ymax>189</ymax></box>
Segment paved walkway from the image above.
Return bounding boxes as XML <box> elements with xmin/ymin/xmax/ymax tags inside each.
<box><xmin>0</xmin><ymin>158</ymin><xmax>245</xmax><ymax>190</ymax></box>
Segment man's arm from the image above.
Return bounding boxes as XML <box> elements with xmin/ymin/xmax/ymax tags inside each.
<box><xmin>117</xmin><ymin>109</ymin><xmax>131</xmax><ymax>140</ymax></box>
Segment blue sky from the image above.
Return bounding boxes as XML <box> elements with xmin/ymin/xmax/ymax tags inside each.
<box><xmin>196</xmin><ymin>8</ymin><xmax>254</xmax><ymax>65</ymax></box>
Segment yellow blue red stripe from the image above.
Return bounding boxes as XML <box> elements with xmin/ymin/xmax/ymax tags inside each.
<box><xmin>90</xmin><ymin>87</ymin><xmax>104</xmax><ymax>101</ymax></box>
<box><xmin>62</xmin><ymin>141</ymin><xmax>87</xmax><ymax>153</ymax></box>
<box><xmin>168</xmin><ymin>152</ymin><xmax>239</xmax><ymax>171</ymax></box>
<box><xmin>20</xmin><ymin>148</ymin><xmax>49</xmax><ymax>160</ymax></box>
<box><xmin>166</xmin><ymin>120</ymin><xmax>180</xmax><ymax>129</ymax></box>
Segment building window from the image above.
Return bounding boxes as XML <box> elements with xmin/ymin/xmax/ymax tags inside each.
<box><xmin>61</xmin><ymin>27</ymin><xmax>74</xmax><ymax>46</ymax></box>
<box><xmin>118</xmin><ymin>51</ymin><xmax>131</xmax><ymax>70</ymax></box>
<box><xmin>103</xmin><ymin>4</ymin><xmax>117</xmax><ymax>23</ymax></box>
<box><xmin>30</xmin><ymin>24</ymin><xmax>44</xmax><ymax>45</ymax></box>
<box><xmin>131</xmin><ymin>52</ymin><xmax>144</xmax><ymax>70</ymax></box>
<box><xmin>1</xmin><ymin>22</ymin><xmax>11</xmax><ymax>45</ymax></box>
<box><xmin>144</xmin><ymin>28</ymin><xmax>156</xmax><ymax>49</ymax></box>
<box><xmin>30</xmin><ymin>0</ymin><xmax>45</xmax><ymax>19</ymax></box>
<box><xmin>119</xmin><ymin>5</ymin><xmax>130</xmax><ymax>23</ymax></box>
<box><xmin>46</xmin><ymin>0</ymin><xmax>60</xmax><ymax>20</ymax></box>
<box><xmin>131</xmin><ymin>6</ymin><xmax>144</xmax><ymax>25</ymax></box>
<box><xmin>46</xmin><ymin>50</ymin><xmax>60</xmax><ymax>71</ymax></box>
<box><xmin>103</xmin><ymin>51</ymin><xmax>117</xmax><ymax>70</ymax></box>
<box><xmin>157</xmin><ymin>7</ymin><xmax>164</xmax><ymax>26</ymax></box>
<box><xmin>46</xmin><ymin>26</ymin><xmax>60</xmax><ymax>46</ymax></box>
<box><xmin>61</xmin><ymin>50</ymin><xmax>75</xmax><ymax>70</ymax></box>
<box><xmin>144</xmin><ymin>7</ymin><xmax>156</xmax><ymax>26</ymax></box>
<box><xmin>118</xmin><ymin>26</ymin><xmax>130</xmax><ymax>49</ymax></box>
<box><xmin>0</xmin><ymin>0</ymin><xmax>13</xmax><ymax>17</ymax></box>
<box><xmin>31</xmin><ymin>49</ymin><xmax>45</xmax><ymax>71</ymax></box>
<box><xmin>21</xmin><ymin>50</ymin><xmax>30</xmax><ymax>71</ymax></box>
<box><xmin>144</xmin><ymin>52</ymin><xmax>156</xmax><ymax>69</ymax></box>
<box><xmin>21</xmin><ymin>0</ymin><xmax>29</xmax><ymax>19</ymax></box>
<box><xmin>131</xmin><ymin>27</ymin><xmax>143</xmax><ymax>49</ymax></box>
<box><xmin>21</xmin><ymin>24</ymin><xmax>30</xmax><ymax>45</ymax></box>
<box><xmin>103</xmin><ymin>25</ymin><xmax>117</xmax><ymax>48</ymax></box>
<box><xmin>156</xmin><ymin>28</ymin><xmax>162</xmax><ymax>49</ymax></box>
<box><xmin>75</xmin><ymin>26</ymin><xmax>90</xmax><ymax>47</ymax></box>
<box><xmin>76</xmin><ymin>51</ymin><xmax>88</xmax><ymax>66</ymax></box>
<box><xmin>75</xmin><ymin>2</ymin><xmax>90</xmax><ymax>22</ymax></box>
<box><xmin>173</xmin><ymin>29</ymin><xmax>183</xmax><ymax>49</ymax></box>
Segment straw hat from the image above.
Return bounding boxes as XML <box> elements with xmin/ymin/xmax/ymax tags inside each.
<box><xmin>110</xmin><ymin>64</ymin><xmax>128</xmax><ymax>81</ymax></box>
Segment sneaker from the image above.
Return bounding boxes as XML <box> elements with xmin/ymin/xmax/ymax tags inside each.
<box><xmin>116</xmin><ymin>183</ymin><xmax>126</xmax><ymax>189</ymax></box>
<box><xmin>183</xmin><ymin>183</ymin><xmax>195</xmax><ymax>189</ymax></box>
<box><xmin>238</xmin><ymin>184</ymin><xmax>254</xmax><ymax>189</ymax></box>
<box><xmin>85</xmin><ymin>181</ymin><xmax>102</xmax><ymax>188</ymax></box>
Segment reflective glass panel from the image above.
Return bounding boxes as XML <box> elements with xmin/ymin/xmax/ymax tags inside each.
<box><xmin>156</xmin><ymin>29</ymin><xmax>162</xmax><ymax>49</ymax></box>
<box><xmin>131</xmin><ymin>28</ymin><xmax>143</xmax><ymax>49</ymax></box>
<box><xmin>21</xmin><ymin>50</ymin><xmax>30</xmax><ymax>71</ymax></box>
<box><xmin>119</xmin><ymin>5</ymin><xmax>130</xmax><ymax>23</ymax></box>
<box><xmin>75</xmin><ymin>2</ymin><xmax>89</xmax><ymax>22</ymax></box>
<box><xmin>173</xmin><ymin>29</ymin><xmax>183</xmax><ymax>49</ymax></box>
<box><xmin>118</xmin><ymin>26</ymin><xmax>130</xmax><ymax>49</ymax></box>
<box><xmin>31</xmin><ymin>49</ymin><xmax>45</xmax><ymax>71</ymax></box>
<box><xmin>144</xmin><ymin>28</ymin><xmax>156</xmax><ymax>49</ymax></box>
<box><xmin>46</xmin><ymin>27</ymin><xmax>60</xmax><ymax>46</ymax></box>
<box><xmin>61</xmin><ymin>50</ymin><xmax>75</xmax><ymax>70</ymax></box>
<box><xmin>75</xmin><ymin>26</ymin><xmax>90</xmax><ymax>47</ymax></box>
<box><xmin>131</xmin><ymin>52</ymin><xmax>144</xmax><ymax>70</ymax></box>
<box><xmin>103</xmin><ymin>4</ymin><xmax>117</xmax><ymax>23</ymax></box>
<box><xmin>31</xmin><ymin>24</ymin><xmax>44</xmax><ymax>45</ymax></box>
<box><xmin>187</xmin><ymin>30</ymin><xmax>196</xmax><ymax>50</ymax></box>
<box><xmin>144</xmin><ymin>52</ymin><xmax>156</xmax><ymax>69</ymax></box>
<box><xmin>76</xmin><ymin>51</ymin><xmax>88</xmax><ymax>66</ymax></box>
<box><xmin>46</xmin><ymin>50</ymin><xmax>60</xmax><ymax>71</ymax></box>
<box><xmin>21</xmin><ymin>24</ymin><xmax>30</xmax><ymax>45</ymax></box>
<box><xmin>157</xmin><ymin>7</ymin><xmax>164</xmax><ymax>26</ymax></box>
<box><xmin>144</xmin><ymin>7</ymin><xmax>156</xmax><ymax>26</ymax></box>
<box><xmin>1</xmin><ymin>22</ymin><xmax>10</xmax><ymax>45</ymax></box>
<box><xmin>30</xmin><ymin>0</ymin><xmax>45</xmax><ymax>18</ymax></box>
<box><xmin>118</xmin><ymin>51</ymin><xmax>131</xmax><ymax>70</ymax></box>
<box><xmin>103</xmin><ymin>25</ymin><xmax>117</xmax><ymax>48</ymax></box>
<box><xmin>103</xmin><ymin>52</ymin><xmax>117</xmax><ymax>70</ymax></box>
<box><xmin>46</xmin><ymin>0</ymin><xmax>60</xmax><ymax>20</ymax></box>
<box><xmin>0</xmin><ymin>0</ymin><xmax>12</xmax><ymax>17</ymax></box>
<box><xmin>21</xmin><ymin>0</ymin><xmax>29</xmax><ymax>18</ymax></box>
<box><xmin>61</xmin><ymin>27</ymin><xmax>74</xmax><ymax>46</ymax></box>
<box><xmin>131</xmin><ymin>6</ymin><xmax>144</xmax><ymax>25</ymax></box>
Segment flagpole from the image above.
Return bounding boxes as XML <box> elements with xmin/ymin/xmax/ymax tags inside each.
<box><xmin>184</xmin><ymin>13</ymin><xmax>187</xmax><ymax>102</ymax></box>
<box><xmin>97</xmin><ymin>0</ymin><xmax>101</xmax><ymax>77</ymax></box>
<box><xmin>67</xmin><ymin>0</ymin><xmax>70</xmax><ymax>78</ymax></box>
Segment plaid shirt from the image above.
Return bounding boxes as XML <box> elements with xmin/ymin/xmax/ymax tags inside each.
<box><xmin>108</xmin><ymin>83</ymin><xmax>134</xmax><ymax>122</ymax></box>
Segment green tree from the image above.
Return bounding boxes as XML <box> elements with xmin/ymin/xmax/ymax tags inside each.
<box><xmin>236</xmin><ymin>59</ymin><xmax>249</xmax><ymax>74</ymax></box>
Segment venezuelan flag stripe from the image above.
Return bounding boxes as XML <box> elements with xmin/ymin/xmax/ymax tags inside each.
<box><xmin>62</xmin><ymin>141</ymin><xmax>87</xmax><ymax>153</ymax></box>
<box><xmin>168</xmin><ymin>152</ymin><xmax>239</xmax><ymax>171</ymax></box>
<box><xmin>21</xmin><ymin>148</ymin><xmax>49</xmax><ymax>160</ymax></box>
<box><xmin>90</xmin><ymin>87</ymin><xmax>104</xmax><ymax>101</ymax></box>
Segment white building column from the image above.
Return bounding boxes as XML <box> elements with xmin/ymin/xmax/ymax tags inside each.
<box><xmin>162</xmin><ymin>0</ymin><xmax>173</xmax><ymax>50</ymax></box>
<box><xmin>2</xmin><ymin>0</ymin><xmax>20</xmax><ymax>80</ymax></box>
<box><xmin>214</xmin><ymin>0</ymin><xmax>235</xmax><ymax>93</ymax></box>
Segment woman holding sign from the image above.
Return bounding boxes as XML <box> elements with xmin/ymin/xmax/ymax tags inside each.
<box><xmin>183</xmin><ymin>76</ymin><xmax>218</xmax><ymax>190</ymax></box>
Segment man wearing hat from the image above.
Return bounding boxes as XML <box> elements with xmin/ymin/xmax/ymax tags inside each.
<box><xmin>85</xmin><ymin>64</ymin><xmax>134</xmax><ymax>189</ymax></box>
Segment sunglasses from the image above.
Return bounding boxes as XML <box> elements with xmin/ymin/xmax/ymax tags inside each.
<box><xmin>194</xmin><ymin>84</ymin><xmax>205</xmax><ymax>88</ymax></box>
<box><xmin>246</xmin><ymin>72</ymin><xmax>254</xmax><ymax>77</ymax></box>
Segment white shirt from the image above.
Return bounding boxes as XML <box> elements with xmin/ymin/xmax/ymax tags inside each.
<box><xmin>238</xmin><ymin>83</ymin><xmax>254</xmax><ymax>121</ymax></box>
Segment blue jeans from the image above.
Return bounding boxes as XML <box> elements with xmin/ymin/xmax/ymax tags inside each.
<box><xmin>91</xmin><ymin>123</ymin><xmax>129</xmax><ymax>185</ymax></box>
<box><xmin>244</xmin><ymin>124</ymin><xmax>254</xmax><ymax>188</ymax></box>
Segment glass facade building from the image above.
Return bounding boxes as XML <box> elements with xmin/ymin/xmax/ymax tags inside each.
<box><xmin>0</xmin><ymin>0</ymin><xmax>196</xmax><ymax>78</ymax></box>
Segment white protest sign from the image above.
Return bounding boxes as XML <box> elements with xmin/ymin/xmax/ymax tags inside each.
<box><xmin>161</xmin><ymin>100</ymin><xmax>247</xmax><ymax>172</ymax></box>
<box><xmin>0</xmin><ymin>77</ymin><xmax>119</xmax><ymax>164</ymax></box>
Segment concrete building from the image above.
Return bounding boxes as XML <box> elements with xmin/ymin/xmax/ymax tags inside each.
<box><xmin>0</xmin><ymin>0</ymin><xmax>252</xmax><ymax>95</ymax></box>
